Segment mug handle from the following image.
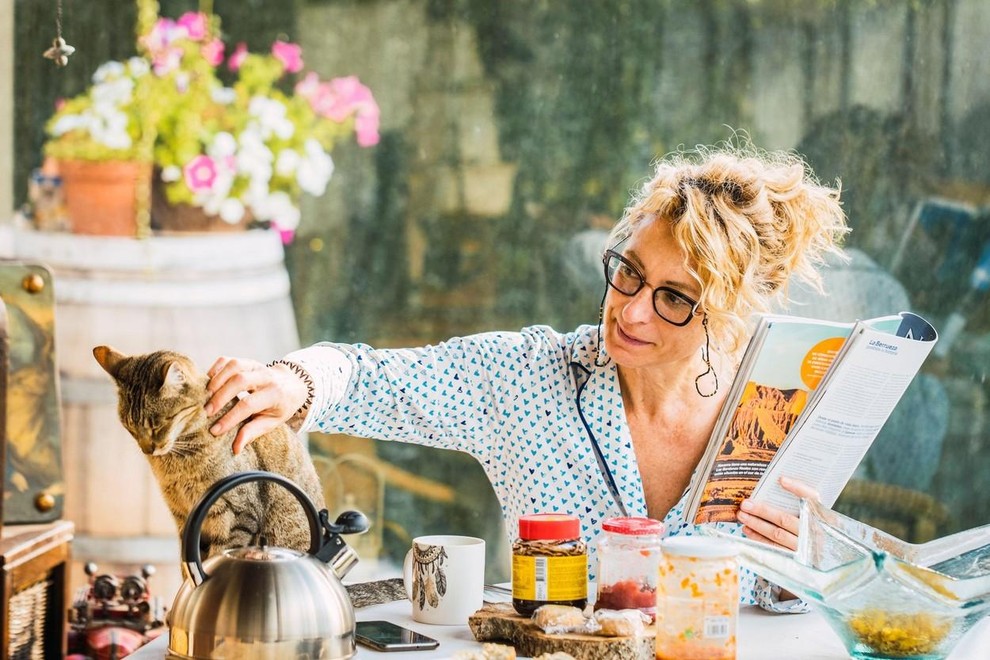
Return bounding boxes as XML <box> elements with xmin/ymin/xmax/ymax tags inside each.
<box><xmin>402</xmin><ymin>548</ymin><xmax>414</xmax><ymax>601</ymax></box>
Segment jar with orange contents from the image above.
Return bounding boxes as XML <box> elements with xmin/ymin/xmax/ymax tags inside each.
<box><xmin>656</xmin><ymin>536</ymin><xmax>739</xmax><ymax>660</ymax></box>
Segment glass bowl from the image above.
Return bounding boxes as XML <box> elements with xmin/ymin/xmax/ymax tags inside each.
<box><xmin>703</xmin><ymin>498</ymin><xmax>990</xmax><ymax>659</ymax></box>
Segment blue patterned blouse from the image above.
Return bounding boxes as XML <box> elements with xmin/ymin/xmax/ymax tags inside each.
<box><xmin>290</xmin><ymin>324</ymin><xmax>802</xmax><ymax>610</ymax></box>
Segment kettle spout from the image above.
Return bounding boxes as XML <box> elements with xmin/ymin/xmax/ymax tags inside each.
<box><xmin>315</xmin><ymin>509</ymin><xmax>369</xmax><ymax>578</ymax></box>
<box><xmin>329</xmin><ymin>544</ymin><xmax>360</xmax><ymax>579</ymax></box>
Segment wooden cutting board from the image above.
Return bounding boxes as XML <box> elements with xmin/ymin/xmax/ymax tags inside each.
<box><xmin>468</xmin><ymin>603</ymin><xmax>655</xmax><ymax>659</ymax></box>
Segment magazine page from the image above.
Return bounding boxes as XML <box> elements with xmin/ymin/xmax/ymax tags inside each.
<box><xmin>690</xmin><ymin>315</ymin><xmax>855</xmax><ymax>524</ymax></box>
<box><xmin>750</xmin><ymin>312</ymin><xmax>938</xmax><ymax>515</ymax></box>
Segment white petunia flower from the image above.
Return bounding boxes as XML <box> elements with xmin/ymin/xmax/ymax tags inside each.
<box><xmin>160</xmin><ymin>165</ymin><xmax>181</xmax><ymax>182</ymax></box>
<box><xmin>275</xmin><ymin>149</ymin><xmax>301</xmax><ymax>177</ymax></box>
<box><xmin>248</xmin><ymin>96</ymin><xmax>294</xmax><ymax>140</ymax></box>
<box><xmin>207</xmin><ymin>132</ymin><xmax>238</xmax><ymax>159</ymax></box>
<box><xmin>296</xmin><ymin>139</ymin><xmax>334</xmax><ymax>196</ymax></box>
<box><xmin>211</xmin><ymin>87</ymin><xmax>237</xmax><ymax>105</ymax></box>
<box><xmin>50</xmin><ymin>114</ymin><xmax>87</xmax><ymax>136</ymax></box>
<box><xmin>93</xmin><ymin>77</ymin><xmax>135</xmax><ymax>107</ymax></box>
<box><xmin>127</xmin><ymin>57</ymin><xmax>150</xmax><ymax>78</ymax></box>
<box><xmin>256</xmin><ymin>191</ymin><xmax>300</xmax><ymax>229</ymax></box>
<box><xmin>219</xmin><ymin>198</ymin><xmax>246</xmax><ymax>224</ymax></box>
<box><xmin>93</xmin><ymin>61</ymin><xmax>125</xmax><ymax>84</ymax></box>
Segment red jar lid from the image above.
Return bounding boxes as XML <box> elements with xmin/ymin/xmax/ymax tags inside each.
<box><xmin>602</xmin><ymin>516</ymin><xmax>664</xmax><ymax>536</ymax></box>
<box><xmin>518</xmin><ymin>514</ymin><xmax>580</xmax><ymax>540</ymax></box>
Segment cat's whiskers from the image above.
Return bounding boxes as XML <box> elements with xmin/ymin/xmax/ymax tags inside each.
<box><xmin>166</xmin><ymin>438</ymin><xmax>196</xmax><ymax>458</ymax></box>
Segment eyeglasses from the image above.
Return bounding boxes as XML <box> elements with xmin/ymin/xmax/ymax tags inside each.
<box><xmin>602</xmin><ymin>250</ymin><xmax>700</xmax><ymax>326</ymax></box>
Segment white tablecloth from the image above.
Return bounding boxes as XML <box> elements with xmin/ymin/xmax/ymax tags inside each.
<box><xmin>128</xmin><ymin>593</ymin><xmax>990</xmax><ymax>659</ymax></box>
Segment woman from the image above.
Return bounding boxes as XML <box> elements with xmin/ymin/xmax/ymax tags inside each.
<box><xmin>205</xmin><ymin>143</ymin><xmax>847</xmax><ymax>608</ymax></box>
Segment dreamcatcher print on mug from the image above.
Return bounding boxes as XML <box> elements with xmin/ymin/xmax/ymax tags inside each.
<box><xmin>412</xmin><ymin>542</ymin><xmax>448</xmax><ymax>609</ymax></box>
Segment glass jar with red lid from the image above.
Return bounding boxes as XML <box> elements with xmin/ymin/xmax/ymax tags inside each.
<box><xmin>593</xmin><ymin>516</ymin><xmax>665</xmax><ymax>618</ymax></box>
<box><xmin>511</xmin><ymin>513</ymin><xmax>588</xmax><ymax>616</ymax></box>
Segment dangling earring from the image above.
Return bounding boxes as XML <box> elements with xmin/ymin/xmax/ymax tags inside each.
<box><xmin>695</xmin><ymin>315</ymin><xmax>719</xmax><ymax>397</ymax></box>
<box><xmin>594</xmin><ymin>284</ymin><xmax>611</xmax><ymax>368</ymax></box>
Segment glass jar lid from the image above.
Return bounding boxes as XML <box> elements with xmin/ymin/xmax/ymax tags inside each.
<box><xmin>602</xmin><ymin>516</ymin><xmax>664</xmax><ymax>536</ymax></box>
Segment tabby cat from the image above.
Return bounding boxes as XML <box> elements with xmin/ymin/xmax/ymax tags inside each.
<box><xmin>93</xmin><ymin>345</ymin><xmax>327</xmax><ymax>559</ymax></box>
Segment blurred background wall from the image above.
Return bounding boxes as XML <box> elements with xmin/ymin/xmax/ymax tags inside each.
<box><xmin>1</xmin><ymin>0</ymin><xmax>12</xmax><ymax>218</ymax></box>
<box><xmin>9</xmin><ymin>0</ymin><xmax>990</xmax><ymax>590</ymax></box>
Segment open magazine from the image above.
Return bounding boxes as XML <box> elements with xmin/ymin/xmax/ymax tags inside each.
<box><xmin>686</xmin><ymin>311</ymin><xmax>938</xmax><ymax>525</ymax></box>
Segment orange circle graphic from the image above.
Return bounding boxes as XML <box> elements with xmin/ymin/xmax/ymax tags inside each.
<box><xmin>800</xmin><ymin>337</ymin><xmax>845</xmax><ymax>390</ymax></box>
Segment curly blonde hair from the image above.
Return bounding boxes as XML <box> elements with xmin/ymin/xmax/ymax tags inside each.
<box><xmin>607</xmin><ymin>143</ymin><xmax>849</xmax><ymax>353</ymax></box>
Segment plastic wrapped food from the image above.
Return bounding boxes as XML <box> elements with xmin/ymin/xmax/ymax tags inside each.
<box><xmin>531</xmin><ymin>604</ymin><xmax>588</xmax><ymax>634</ymax></box>
<box><xmin>591</xmin><ymin>608</ymin><xmax>651</xmax><ymax>637</ymax></box>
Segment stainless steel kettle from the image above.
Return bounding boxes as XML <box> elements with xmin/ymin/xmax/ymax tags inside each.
<box><xmin>167</xmin><ymin>471</ymin><xmax>369</xmax><ymax>660</ymax></box>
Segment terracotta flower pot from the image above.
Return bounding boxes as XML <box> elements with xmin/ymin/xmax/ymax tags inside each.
<box><xmin>58</xmin><ymin>160</ymin><xmax>151</xmax><ymax>236</ymax></box>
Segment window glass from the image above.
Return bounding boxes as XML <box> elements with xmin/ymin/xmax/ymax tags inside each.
<box><xmin>12</xmin><ymin>0</ymin><xmax>990</xmax><ymax>582</ymax></box>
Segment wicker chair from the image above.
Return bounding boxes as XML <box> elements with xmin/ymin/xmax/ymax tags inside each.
<box><xmin>833</xmin><ymin>478</ymin><xmax>950</xmax><ymax>543</ymax></box>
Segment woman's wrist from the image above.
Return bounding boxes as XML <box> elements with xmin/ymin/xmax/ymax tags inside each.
<box><xmin>281</xmin><ymin>344</ymin><xmax>355</xmax><ymax>432</ymax></box>
<box><xmin>266</xmin><ymin>359</ymin><xmax>314</xmax><ymax>429</ymax></box>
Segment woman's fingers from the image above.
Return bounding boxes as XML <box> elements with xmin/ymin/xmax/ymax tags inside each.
<box><xmin>739</xmin><ymin>496</ymin><xmax>799</xmax><ymax>533</ymax></box>
<box><xmin>736</xmin><ymin>510</ymin><xmax>798</xmax><ymax>550</ymax></box>
<box><xmin>205</xmin><ymin>357</ymin><xmax>266</xmax><ymax>415</ymax></box>
<box><xmin>232</xmin><ymin>415</ymin><xmax>282</xmax><ymax>455</ymax></box>
<box><xmin>739</xmin><ymin>524</ymin><xmax>780</xmax><ymax>548</ymax></box>
<box><xmin>736</xmin><ymin>477</ymin><xmax>820</xmax><ymax>552</ymax></box>
<box><xmin>204</xmin><ymin>356</ymin><xmax>310</xmax><ymax>455</ymax></box>
<box><xmin>779</xmin><ymin>476</ymin><xmax>820</xmax><ymax>501</ymax></box>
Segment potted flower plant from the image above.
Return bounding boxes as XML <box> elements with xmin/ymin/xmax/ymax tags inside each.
<box><xmin>43</xmin><ymin>9</ymin><xmax>379</xmax><ymax>240</ymax></box>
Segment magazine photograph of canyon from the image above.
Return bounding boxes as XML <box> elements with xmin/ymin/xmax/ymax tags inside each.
<box><xmin>693</xmin><ymin>321</ymin><xmax>848</xmax><ymax>524</ymax></box>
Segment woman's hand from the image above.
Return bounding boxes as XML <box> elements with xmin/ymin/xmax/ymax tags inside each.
<box><xmin>205</xmin><ymin>356</ymin><xmax>309</xmax><ymax>454</ymax></box>
<box><xmin>736</xmin><ymin>476</ymin><xmax>819</xmax><ymax>551</ymax></box>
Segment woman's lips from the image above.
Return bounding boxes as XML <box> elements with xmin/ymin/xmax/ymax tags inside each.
<box><xmin>617</xmin><ymin>324</ymin><xmax>651</xmax><ymax>346</ymax></box>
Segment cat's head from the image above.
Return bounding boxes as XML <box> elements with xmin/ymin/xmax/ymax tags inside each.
<box><xmin>93</xmin><ymin>345</ymin><xmax>210</xmax><ymax>456</ymax></box>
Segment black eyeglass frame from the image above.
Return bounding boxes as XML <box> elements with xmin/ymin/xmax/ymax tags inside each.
<box><xmin>602</xmin><ymin>249</ymin><xmax>701</xmax><ymax>327</ymax></box>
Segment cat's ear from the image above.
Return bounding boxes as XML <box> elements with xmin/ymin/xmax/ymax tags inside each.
<box><xmin>93</xmin><ymin>345</ymin><xmax>126</xmax><ymax>377</ymax></box>
<box><xmin>162</xmin><ymin>361</ymin><xmax>187</xmax><ymax>392</ymax></box>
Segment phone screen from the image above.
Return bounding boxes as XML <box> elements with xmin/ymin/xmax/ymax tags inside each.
<box><xmin>354</xmin><ymin>620</ymin><xmax>440</xmax><ymax>652</ymax></box>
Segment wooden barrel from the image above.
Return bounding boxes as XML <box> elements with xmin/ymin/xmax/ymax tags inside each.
<box><xmin>6</xmin><ymin>228</ymin><xmax>301</xmax><ymax>597</ymax></box>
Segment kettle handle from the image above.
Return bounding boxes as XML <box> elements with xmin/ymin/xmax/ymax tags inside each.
<box><xmin>181</xmin><ymin>470</ymin><xmax>323</xmax><ymax>585</ymax></box>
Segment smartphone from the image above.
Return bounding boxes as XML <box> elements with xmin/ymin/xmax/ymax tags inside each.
<box><xmin>354</xmin><ymin>620</ymin><xmax>440</xmax><ymax>652</ymax></box>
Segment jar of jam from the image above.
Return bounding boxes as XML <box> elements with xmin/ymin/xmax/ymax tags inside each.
<box><xmin>511</xmin><ymin>513</ymin><xmax>588</xmax><ymax>616</ymax></box>
<box><xmin>656</xmin><ymin>536</ymin><xmax>739</xmax><ymax>660</ymax></box>
<box><xmin>594</xmin><ymin>516</ymin><xmax>664</xmax><ymax>619</ymax></box>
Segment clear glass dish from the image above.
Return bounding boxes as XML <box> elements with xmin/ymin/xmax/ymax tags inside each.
<box><xmin>703</xmin><ymin>497</ymin><xmax>990</xmax><ymax>659</ymax></box>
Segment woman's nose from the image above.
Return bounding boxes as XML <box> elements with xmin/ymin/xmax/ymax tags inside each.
<box><xmin>621</xmin><ymin>286</ymin><xmax>655</xmax><ymax>323</ymax></box>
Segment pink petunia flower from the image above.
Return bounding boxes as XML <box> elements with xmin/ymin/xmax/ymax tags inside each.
<box><xmin>295</xmin><ymin>71</ymin><xmax>320</xmax><ymax>99</ymax></box>
<box><xmin>140</xmin><ymin>18</ymin><xmax>174</xmax><ymax>56</ymax></box>
<box><xmin>201</xmin><ymin>39</ymin><xmax>225</xmax><ymax>67</ymax></box>
<box><xmin>151</xmin><ymin>46</ymin><xmax>184</xmax><ymax>76</ymax></box>
<box><xmin>271</xmin><ymin>41</ymin><xmax>303</xmax><ymax>74</ymax></box>
<box><xmin>270</xmin><ymin>220</ymin><xmax>296</xmax><ymax>245</ymax></box>
<box><xmin>295</xmin><ymin>77</ymin><xmax>337</xmax><ymax>117</ymax></box>
<box><xmin>183</xmin><ymin>155</ymin><xmax>219</xmax><ymax>192</ymax></box>
<box><xmin>228</xmin><ymin>43</ymin><xmax>248</xmax><ymax>72</ymax></box>
<box><xmin>355</xmin><ymin>113</ymin><xmax>380</xmax><ymax>147</ymax></box>
<box><xmin>177</xmin><ymin>12</ymin><xmax>208</xmax><ymax>41</ymax></box>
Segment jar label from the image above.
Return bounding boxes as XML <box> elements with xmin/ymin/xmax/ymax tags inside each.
<box><xmin>512</xmin><ymin>554</ymin><xmax>587</xmax><ymax>601</ymax></box>
<box><xmin>656</xmin><ymin>595</ymin><xmax>737</xmax><ymax>659</ymax></box>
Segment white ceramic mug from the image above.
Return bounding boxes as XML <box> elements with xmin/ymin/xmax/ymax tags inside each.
<box><xmin>402</xmin><ymin>534</ymin><xmax>485</xmax><ymax>625</ymax></box>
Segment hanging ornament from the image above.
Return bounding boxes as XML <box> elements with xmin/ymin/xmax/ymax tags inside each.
<box><xmin>43</xmin><ymin>0</ymin><xmax>75</xmax><ymax>66</ymax></box>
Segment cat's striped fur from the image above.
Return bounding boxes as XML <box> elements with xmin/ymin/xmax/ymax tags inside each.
<box><xmin>93</xmin><ymin>345</ymin><xmax>327</xmax><ymax>559</ymax></box>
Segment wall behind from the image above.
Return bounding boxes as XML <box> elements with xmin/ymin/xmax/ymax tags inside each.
<box><xmin>1</xmin><ymin>0</ymin><xmax>12</xmax><ymax>218</ymax></box>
